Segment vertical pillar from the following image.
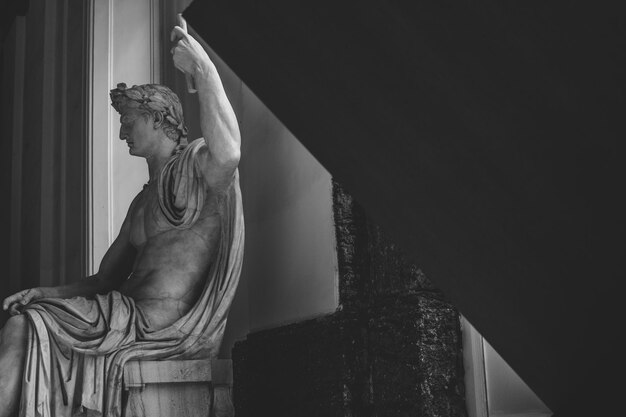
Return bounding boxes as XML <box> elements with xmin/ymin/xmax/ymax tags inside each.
<box><xmin>8</xmin><ymin>17</ymin><xmax>26</xmax><ymax>297</ymax></box>
<box><xmin>39</xmin><ymin>0</ymin><xmax>60</xmax><ymax>286</ymax></box>
<box><xmin>20</xmin><ymin>0</ymin><xmax>46</xmax><ymax>290</ymax></box>
<box><xmin>37</xmin><ymin>0</ymin><xmax>88</xmax><ymax>286</ymax></box>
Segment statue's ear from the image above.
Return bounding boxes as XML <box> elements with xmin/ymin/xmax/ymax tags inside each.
<box><xmin>153</xmin><ymin>111</ymin><xmax>165</xmax><ymax>129</ymax></box>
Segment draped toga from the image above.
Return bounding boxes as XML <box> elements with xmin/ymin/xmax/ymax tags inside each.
<box><xmin>18</xmin><ymin>139</ymin><xmax>244</xmax><ymax>416</ymax></box>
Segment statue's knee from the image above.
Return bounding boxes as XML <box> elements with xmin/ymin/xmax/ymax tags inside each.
<box><xmin>2</xmin><ymin>315</ymin><xmax>28</xmax><ymax>346</ymax></box>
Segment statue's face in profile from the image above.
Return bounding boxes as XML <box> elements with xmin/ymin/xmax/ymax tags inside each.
<box><xmin>119</xmin><ymin>110</ymin><xmax>160</xmax><ymax>157</ymax></box>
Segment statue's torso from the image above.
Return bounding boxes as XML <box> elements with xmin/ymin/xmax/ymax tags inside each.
<box><xmin>118</xmin><ymin>181</ymin><xmax>222</xmax><ymax>330</ymax></box>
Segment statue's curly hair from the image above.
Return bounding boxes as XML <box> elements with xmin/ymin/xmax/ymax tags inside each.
<box><xmin>110</xmin><ymin>83</ymin><xmax>188</xmax><ymax>153</ymax></box>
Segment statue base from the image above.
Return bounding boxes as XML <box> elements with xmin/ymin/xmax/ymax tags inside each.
<box><xmin>122</xmin><ymin>359</ymin><xmax>233</xmax><ymax>417</ymax></box>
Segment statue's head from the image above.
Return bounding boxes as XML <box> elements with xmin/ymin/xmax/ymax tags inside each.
<box><xmin>110</xmin><ymin>83</ymin><xmax>188</xmax><ymax>154</ymax></box>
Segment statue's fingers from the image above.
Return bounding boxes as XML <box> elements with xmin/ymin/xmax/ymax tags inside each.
<box><xmin>23</xmin><ymin>289</ymin><xmax>41</xmax><ymax>305</ymax></box>
<box><xmin>18</xmin><ymin>290</ymin><xmax>31</xmax><ymax>304</ymax></box>
<box><xmin>171</xmin><ymin>49</ymin><xmax>188</xmax><ymax>68</ymax></box>
<box><xmin>170</xmin><ymin>26</ymin><xmax>187</xmax><ymax>42</ymax></box>
<box><xmin>9</xmin><ymin>302</ymin><xmax>21</xmax><ymax>316</ymax></box>
<box><xmin>3</xmin><ymin>294</ymin><xmax>19</xmax><ymax>310</ymax></box>
<box><xmin>173</xmin><ymin>60</ymin><xmax>188</xmax><ymax>75</ymax></box>
<box><xmin>171</xmin><ymin>44</ymin><xmax>187</xmax><ymax>59</ymax></box>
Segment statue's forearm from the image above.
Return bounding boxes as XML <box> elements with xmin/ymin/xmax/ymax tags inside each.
<box><xmin>44</xmin><ymin>275</ymin><xmax>115</xmax><ymax>299</ymax></box>
<box><xmin>170</xmin><ymin>21</ymin><xmax>240</xmax><ymax>165</ymax></box>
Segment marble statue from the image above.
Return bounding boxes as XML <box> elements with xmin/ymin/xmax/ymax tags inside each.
<box><xmin>0</xmin><ymin>23</ymin><xmax>244</xmax><ymax>417</ymax></box>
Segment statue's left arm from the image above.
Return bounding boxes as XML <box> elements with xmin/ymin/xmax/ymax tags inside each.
<box><xmin>170</xmin><ymin>25</ymin><xmax>241</xmax><ymax>188</ymax></box>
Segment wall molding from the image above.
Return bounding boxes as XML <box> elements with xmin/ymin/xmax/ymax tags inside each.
<box><xmin>39</xmin><ymin>0</ymin><xmax>58</xmax><ymax>286</ymax></box>
<box><xmin>9</xmin><ymin>16</ymin><xmax>26</xmax><ymax>291</ymax></box>
<box><xmin>462</xmin><ymin>317</ymin><xmax>489</xmax><ymax>417</ymax></box>
<box><xmin>58</xmin><ymin>0</ymin><xmax>68</xmax><ymax>284</ymax></box>
<box><xmin>150</xmin><ymin>0</ymin><xmax>160</xmax><ymax>84</ymax></box>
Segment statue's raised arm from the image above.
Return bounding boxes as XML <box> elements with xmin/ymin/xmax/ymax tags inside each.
<box><xmin>170</xmin><ymin>23</ymin><xmax>241</xmax><ymax>189</ymax></box>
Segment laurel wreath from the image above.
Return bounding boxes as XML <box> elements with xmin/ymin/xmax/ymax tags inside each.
<box><xmin>110</xmin><ymin>83</ymin><xmax>188</xmax><ymax>144</ymax></box>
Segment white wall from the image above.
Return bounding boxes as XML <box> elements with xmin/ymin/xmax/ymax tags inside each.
<box><xmin>89</xmin><ymin>0</ymin><xmax>160</xmax><ymax>271</ymax></box>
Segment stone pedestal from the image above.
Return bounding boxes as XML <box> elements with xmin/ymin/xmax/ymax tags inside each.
<box><xmin>233</xmin><ymin>295</ymin><xmax>465</xmax><ymax>417</ymax></box>
<box><xmin>122</xmin><ymin>359</ymin><xmax>234</xmax><ymax>417</ymax></box>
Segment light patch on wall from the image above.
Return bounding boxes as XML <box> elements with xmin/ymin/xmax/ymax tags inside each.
<box><xmin>238</xmin><ymin>87</ymin><xmax>339</xmax><ymax>332</ymax></box>
<box><xmin>463</xmin><ymin>317</ymin><xmax>552</xmax><ymax>417</ymax></box>
<box><xmin>484</xmin><ymin>339</ymin><xmax>552</xmax><ymax>417</ymax></box>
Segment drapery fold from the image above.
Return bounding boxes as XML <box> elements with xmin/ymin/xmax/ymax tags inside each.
<box><xmin>19</xmin><ymin>139</ymin><xmax>244</xmax><ymax>416</ymax></box>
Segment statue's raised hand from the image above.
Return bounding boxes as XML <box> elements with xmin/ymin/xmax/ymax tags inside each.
<box><xmin>2</xmin><ymin>288</ymin><xmax>45</xmax><ymax>316</ymax></box>
<box><xmin>170</xmin><ymin>19</ymin><xmax>211</xmax><ymax>86</ymax></box>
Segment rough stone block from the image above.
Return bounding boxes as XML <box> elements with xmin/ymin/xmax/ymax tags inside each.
<box><xmin>233</xmin><ymin>297</ymin><xmax>466</xmax><ymax>417</ymax></box>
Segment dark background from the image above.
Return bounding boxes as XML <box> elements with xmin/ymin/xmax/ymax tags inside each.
<box><xmin>184</xmin><ymin>1</ymin><xmax>625</xmax><ymax>416</ymax></box>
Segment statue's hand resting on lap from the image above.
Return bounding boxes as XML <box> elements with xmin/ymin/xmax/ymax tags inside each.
<box><xmin>2</xmin><ymin>288</ymin><xmax>48</xmax><ymax>316</ymax></box>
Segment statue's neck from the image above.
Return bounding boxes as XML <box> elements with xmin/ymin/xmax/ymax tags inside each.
<box><xmin>146</xmin><ymin>153</ymin><xmax>173</xmax><ymax>182</ymax></box>
<box><xmin>144</xmin><ymin>135</ymin><xmax>177</xmax><ymax>182</ymax></box>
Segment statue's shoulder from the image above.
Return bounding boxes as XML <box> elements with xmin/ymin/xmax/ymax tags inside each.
<box><xmin>156</xmin><ymin>139</ymin><xmax>214</xmax><ymax>228</ymax></box>
<box><xmin>161</xmin><ymin>139</ymin><xmax>205</xmax><ymax>176</ymax></box>
<box><xmin>187</xmin><ymin>138</ymin><xmax>207</xmax><ymax>154</ymax></box>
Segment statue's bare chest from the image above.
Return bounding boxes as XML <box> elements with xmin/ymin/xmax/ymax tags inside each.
<box><xmin>128</xmin><ymin>186</ymin><xmax>167</xmax><ymax>248</ymax></box>
<box><xmin>127</xmin><ymin>184</ymin><xmax>220</xmax><ymax>249</ymax></box>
